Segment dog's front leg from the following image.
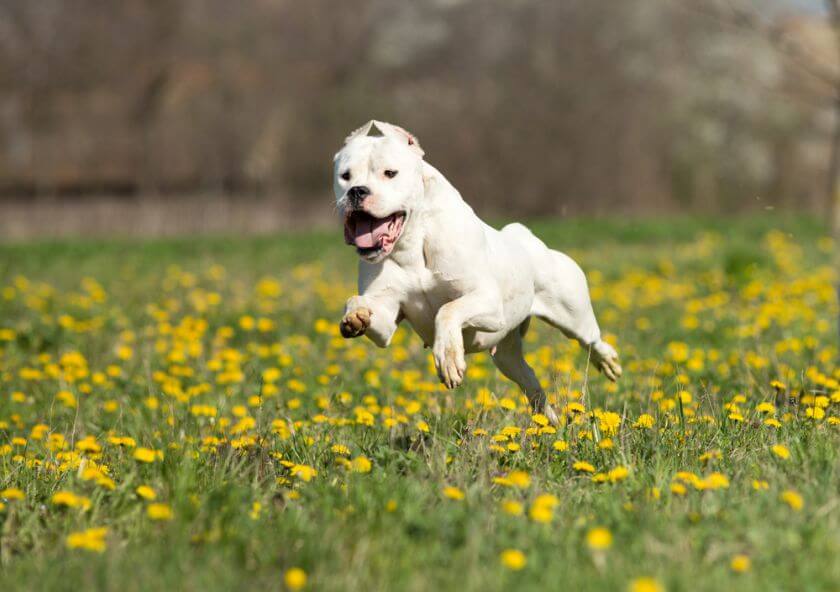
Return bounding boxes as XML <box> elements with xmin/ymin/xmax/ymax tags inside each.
<box><xmin>433</xmin><ymin>289</ymin><xmax>504</xmax><ymax>388</ymax></box>
<box><xmin>341</xmin><ymin>294</ymin><xmax>401</xmax><ymax>348</ymax></box>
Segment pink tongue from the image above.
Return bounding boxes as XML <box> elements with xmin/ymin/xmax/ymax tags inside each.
<box><xmin>354</xmin><ymin>215</ymin><xmax>392</xmax><ymax>248</ymax></box>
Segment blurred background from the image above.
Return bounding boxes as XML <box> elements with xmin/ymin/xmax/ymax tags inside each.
<box><xmin>1</xmin><ymin>0</ymin><xmax>839</xmax><ymax>239</ymax></box>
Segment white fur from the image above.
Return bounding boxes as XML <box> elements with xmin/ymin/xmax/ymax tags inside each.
<box><xmin>334</xmin><ymin>120</ymin><xmax>621</xmax><ymax>424</ymax></box>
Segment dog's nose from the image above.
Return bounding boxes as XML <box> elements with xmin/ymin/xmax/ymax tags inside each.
<box><xmin>347</xmin><ymin>185</ymin><xmax>371</xmax><ymax>207</ymax></box>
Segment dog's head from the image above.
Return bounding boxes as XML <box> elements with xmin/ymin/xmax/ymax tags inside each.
<box><xmin>334</xmin><ymin>120</ymin><xmax>425</xmax><ymax>263</ymax></box>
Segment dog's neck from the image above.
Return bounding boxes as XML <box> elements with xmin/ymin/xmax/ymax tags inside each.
<box><xmin>387</xmin><ymin>161</ymin><xmax>452</xmax><ymax>269</ymax></box>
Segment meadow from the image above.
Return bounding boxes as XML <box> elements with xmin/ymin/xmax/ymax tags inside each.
<box><xmin>0</xmin><ymin>215</ymin><xmax>837</xmax><ymax>591</ymax></box>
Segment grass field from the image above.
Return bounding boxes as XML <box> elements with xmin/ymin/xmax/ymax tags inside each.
<box><xmin>0</xmin><ymin>214</ymin><xmax>837</xmax><ymax>591</ymax></box>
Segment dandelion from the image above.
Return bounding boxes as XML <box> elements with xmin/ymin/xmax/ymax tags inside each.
<box><xmin>66</xmin><ymin>527</ymin><xmax>107</xmax><ymax>553</ymax></box>
<box><xmin>290</xmin><ymin>464</ymin><xmax>318</xmax><ymax>482</ymax></box>
<box><xmin>331</xmin><ymin>444</ymin><xmax>350</xmax><ymax>456</ymax></box>
<box><xmin>752</xmin><ymin>480</ymin><xmax>769</xmax><ymax>491</ymax></box>
<box><xmin>529</xmin><ymin>493</ymin><xmax>558</xmax><ymax>523</ymax></box>
<box><xmin>532</xmin><ymin>413</ymin><xmax>549</xmax><ymax>427</ymax></box>
<box><xmin>499</xmin><ymin>549</ymin><xmax>527</xmax><ymax>570</ymax></box>
<box><xmin>0</xmin><ymin>488</ymin><xmax>24</xmax><ymax>501</ymax></box>
<box><xmin>506</xmin><ymin>470</ymin><xmax>532</xmax><ymax>489</ymax></box>
<box><xmin>51</xmin><ymin>491</ymin><xmax>91</xmax><ymax>510</ymax></box>
<box><xmin>698</xmin><ymin>450</ymin><xmax>721</xmax><ymax>463</ymax></box>
<box><xmin>670</xmin><ymin>483</ymin><xmax>687</xmax><ymax>496</ymax></box>
<box><xmin>499</xmin><ymin>398</ymin><xmax>517</xmax><ymax>410</ymax></box>
<box><xmin>633</xmin><ymin>414</ymin><xmax>655</xmax><ymax>429</ymax></box>
<box><xmin>608</xmin><ymin>466</ymin><xmax>630</xmax><ymax>483</ymax></box>
<box><xmin>134</xmin><ymin>447</ymin><xmax>163</xmax><ymax>463</ymax></box>
<box><xmin>573</xmin><ymin>461</ymin><xmax>596</xmax><ymax>473</ymax></box>
<box><xmin>696</xmin><ymin>473</ymin><xmax>729</xmax><ymax>490</ymax></box>
<box><xmin>442</xmin><ymin>486</ymin><xmax>465</xmax><ymax>501</ymax></box>
<box><xmin>108</xmin><ymin>436</ymin><xmax>137</xmax><ymax>448</ymax></box>
<box><xmin>136</xmin><ymin>485</ymin><xmax>157</xmax><ymax>500</ymax></box>
<box><xmin>586</xmin><ymin>527</ymin><xmax>613</xmax><ymax>551</ymax></box>
<box><xmin>597</xmin><ymin>411</ymin><xmax>621</xmax><ymax>435</ymax></box>
<box><xmin>756</xmin><ymin>402</ymin><xmax>776</xmax><ymax>414</ymax></box>
<box><xmin>771</xmin><ymin>444</ymin><xmax>790</xmax><ymax>460</ymax></box>
<box><xmin>350</xmin><ymin>456</ymin><xmax>372</xmax><ymax>473</ymax></box>
<box><xmin>628</xmin><ymin>577</ymin><xmax>664</xmax><ymax>592</ymax></box>
<box><xmin>780</xmin><ymin>490</ymin><xmax>804</xmax><ymax>511</ymax></box>
<box><xmin>147</xmin><ymin>503</ymin><xmax>174</xmax><ymax>521</ymax></box>
<box><xmin>284</xmin><ymin>567</ymin><xmax>307</xmax><ymax>590</ymax></box>
<box><xmin>730</xmin><ymin>554</ymin><xmax>751</xmax><ymax>573</ymax></box>
<box><xmin>501</xmin><ymin>500</ymin><xmax>523</xmax><ymax>516</ymax></box>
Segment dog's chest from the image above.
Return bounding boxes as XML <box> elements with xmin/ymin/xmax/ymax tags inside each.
<box><xmin>399</xmin><ymin>266</ymin><xmax>451</xmax><ymax>345</ymax></box>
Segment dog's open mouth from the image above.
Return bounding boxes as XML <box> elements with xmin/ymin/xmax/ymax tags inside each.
<box><xmin>344</xmin><ymin>210</ymin><xmax>406</xmax><ymax>257</ymax></box>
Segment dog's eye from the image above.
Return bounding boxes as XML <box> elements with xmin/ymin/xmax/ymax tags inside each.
<box><xmin>384</xmin><ymin>169</ymin><xmax>398</xmax><ymax>179</ymax></box>
<box><xmin>340</xmin><ymin>171</ymin><xmax>351</xmax><ymax>181</ymax></box>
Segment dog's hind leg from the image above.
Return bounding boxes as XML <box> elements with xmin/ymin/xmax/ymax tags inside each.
<box><xmin>531</xmin><ymin>250</ymin><xmax>622</xmax><ymax>382</ymax></box>
<box><xmin>491</xmin><ymin>328</ymin><xmax>560</xmax><ymax>426</ymax></box>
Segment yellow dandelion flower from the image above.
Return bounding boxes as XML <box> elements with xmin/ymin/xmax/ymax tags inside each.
<box><xmin>442</xmin><ymin>486</ymin><xmax>465</xmax><ymax>501</ymax></box>
<box><xmin>1</xmin><ymin>488</ymin><xmax>24</xmax><ymax>501</ymax></box>
<box><xmin>670</xmin><ymin>483</ymin><xmax>687</xmax><ymax>496</ymax></box>
<box><xmin>290</xmin><ymin>464</ymin><xmax>318</xmax><ymax>482</ymax></box>
<box><xmin>51</xmin><ymin>491</ymin><xmax>91</xmax><ymax>510</ymax></box>
<box><xmin>752</xmin><ymin>480</ymin><xmax>769</xmax><ymax>491</ymax></box>
<box><xmin>628</xmin><ymin>577</ymin><xmax>664</xmax><ymax>592</ymax></box>
<box><xmin>284</xmin><ymin>567</ymin><xmax>307</xmax><ymax>590</ymax></box>
<box><xmin>633</xmin><ymin>414</ymin><xmax>655</xmax><ymax>429</ymax></box>
<box><xmin>531</xmin><ymin>414</ymin><xmax>549</xmax><ymax>427</ymax></box>
<box><xmin>529</xmin><ymin>493</ymin><xmax>558</xmax><ymax>523</ymax></box>
<box><xmin>586</xmin><ymin>527</ymin><xmax>613</xmax><ymax>551</ymax></box>
<box><xmin>350</xmin><ymin>456</ymin><xmax>372</xmax><ymax>473</ymax></box>
<box><xmin>147</xmin><ymin>503</ymin><xmax>173</xmax><ymax>521</ymax></box>
<box><xmin>756</xmin><ymin>402</ymin><xmax>776</xmax><ymax>414</ymax></box>
<box><xmin>330</xmin><ymin>444</ymin><xmax>351</xmax><ymax>456</ymax></box>
<box><xmin>608</xmin><ymin>466</ymin><xmax>630</xmax><ymax>483</ymax></box>
<box><xmin>501</xmin><ymin>500</ymin><xmax>523</xmax><ymax>516</ymax></box>
<box><xmin>730</xmin><ymin>554</ymin><xmax>751</xmax><ymax>573</ymax></box>
<box><xmin>136</xmin><ymin>485</ymin><xmax>157</xmax><ymax>500</ymax></box>
<box><xmin>780</xmin><ymin>490</ymin><xmax>803</xmax><ymax>511</ymax></box>
<box><xmin>66</xmin><ymin>527</ymin><xmax>107</xmax><ymax>553</ymax></box>
<box><xmin>506</xmin><ymin>470</ymin><xmax>531</xmax><ymax>489</ymax></box>
<box><xmin>499</xmin><ymin>549</ymin><xmax>527</xmax><ymax>570</ymax></box>
<box><xmin>771</xmin><ymin>444</ymin><xmax>790</xmax><ymax>460</ymax></box>
<box><xmin>133</xmin><ymin>447</ymin><xmax>163</xmax><ymax>463</ymax></box>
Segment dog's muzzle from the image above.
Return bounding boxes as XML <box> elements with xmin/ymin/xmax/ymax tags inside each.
<box><xmin>344</xmin><ymin>210</ymin><xmax>406</xmax><ymax>258</ymax></box>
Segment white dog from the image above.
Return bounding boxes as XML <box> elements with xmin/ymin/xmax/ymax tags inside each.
<box><xmin>334</xmin><ymin>120</ymin><xmax>621</xmax><ymax>424</ymax></box>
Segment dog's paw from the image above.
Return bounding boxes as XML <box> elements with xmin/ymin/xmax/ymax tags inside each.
<box><xmin>542</xmin><ymin>402</ymin><xmax>562</xmax><ymax>426</ymax></box>
<box><xmin>433</xmin><ymin>335</ymin><xmax>466</xmax><ymax>389</ymax></box>
<box><xmin>340</xmin><ymin>307</ymin><xmax>371</xmax><ymax>338</ymax></box>
<box><xmin>593</xmin><ymin>341</ymin><xmax>622</xmax><ymax>382</ymax></box>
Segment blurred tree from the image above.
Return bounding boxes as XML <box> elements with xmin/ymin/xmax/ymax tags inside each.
<box><xmin>825</xmin><ymin>0</ymin><xmax>840</xmax><ymax>236</ymax></box>
<box><xmin>0</xmin><ymin>0</ymin><xmax>834</xmax><ymax>223</ymax></box>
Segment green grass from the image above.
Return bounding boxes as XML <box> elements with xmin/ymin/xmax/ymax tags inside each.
<box><xmin>0</xmin><ymin>214</ymin><xmax>837</xmax><ymax>591</ymax></box>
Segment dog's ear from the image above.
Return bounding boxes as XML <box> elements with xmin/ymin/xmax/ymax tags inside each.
<box><xmin>343</xmin><ymin>120</ymin><xmax>376</xmax><ymax>145</ymax></box>
<box><xmin>373</xmin><ymin>121</ymin><xmax>424</xmax><ymax>157</ymax></box>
